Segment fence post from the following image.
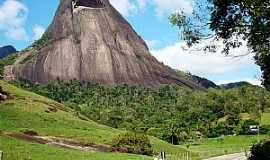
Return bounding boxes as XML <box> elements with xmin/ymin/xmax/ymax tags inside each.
<box><xmin>0</xmin><ymin>151</ymin><xmax>3</xmax><ymax>160</ymax></box>
<box><xmin>160</xmin><ymin>151</ymin><xmax>166</xmax><ymax>160</ymax></box>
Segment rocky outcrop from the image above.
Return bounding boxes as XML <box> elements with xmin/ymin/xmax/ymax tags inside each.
<box><xmin>0</xmin><ymin>45</ymin><xmax>16</xmax><ymax>59</ymax></box>
<box><xmin>190</xmin><ymin>75</ymin><xmax>217</xmax><ymax>89</ymax></box>
<box><xmin>10</xmin><ymin>0</ymin><xmax>204</xmax><ymax>89</ymax></box>
<box><xmin>220</xmin><ymin>81</ymin><xmax>252</xmax><ymax>89</ymax></box>
<box><xmin>175</xmin><ymin>70</ymin><xmax>217</xmax><ymax>89</ymax></box>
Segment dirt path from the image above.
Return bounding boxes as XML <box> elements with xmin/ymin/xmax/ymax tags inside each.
<box><xmin>205</xmin><ymin>153</ymin><xmax>248</xmax><ymax>160</ymax></box>
<box><xmin>3</xmin><ymin>132</ymin><xmax>151</xmax><ymax>156</ymax></box>
<box><xmin>4</xmin><ymin>132</ymin><xmax>111</xmax><ymax>152</ymax></box>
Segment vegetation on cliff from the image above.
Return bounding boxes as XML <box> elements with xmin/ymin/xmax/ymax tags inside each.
<box><xmin>0</xmin><ymin>54</ymin><xmax>18</xmax><ymax>76</ymax></box>
<box><xmin>20</xmin><ymin>35</ymin><xmax>51</xmax><ymax>64</ymax></box>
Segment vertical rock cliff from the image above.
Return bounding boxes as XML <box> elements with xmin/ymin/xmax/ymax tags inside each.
<box><xmin>10</xmin><ymin>0</ymin><xmax>204</xmax><ymax>89</ymax></box>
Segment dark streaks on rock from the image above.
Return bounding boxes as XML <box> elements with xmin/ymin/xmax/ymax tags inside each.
<box><xmin>10</xmin><ymin>0</ymin><xmax>204</xmax><ymax>90</ymax></box>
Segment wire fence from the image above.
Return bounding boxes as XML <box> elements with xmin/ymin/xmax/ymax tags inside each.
<box><xmin>154</xmin><ymin>147</ymin><xmax>249</xmax><ymax>160</ymax></box>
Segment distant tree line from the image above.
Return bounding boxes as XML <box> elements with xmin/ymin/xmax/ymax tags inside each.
<box><xmin>11</xmin><ymin>79</ymin><xmax>270</xmax><ymax>144</ymax></box>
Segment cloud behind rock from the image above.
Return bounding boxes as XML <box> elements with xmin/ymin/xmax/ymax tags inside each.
<box><xmin>0</xmin><ymin>0</ymin><xmax>28</xmax><ymax>40</ymax></box>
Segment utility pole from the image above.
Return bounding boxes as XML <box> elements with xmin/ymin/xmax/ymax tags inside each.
<box><xmin>257</xmin><ymin>110</ymin><xmax>262</xmax><ymax>143</ymax></box>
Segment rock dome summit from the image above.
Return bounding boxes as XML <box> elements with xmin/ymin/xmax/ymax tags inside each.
<box><xmin>7</xmin><ymin>0</ymin><xmax>203</xmax><ymax>89</ymax></box>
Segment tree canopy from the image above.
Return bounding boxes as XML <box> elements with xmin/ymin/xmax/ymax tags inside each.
<box><xmin>11</xmin><ymin>79</ymin><xmax>270</xmax><ymax>144</ymax></box>
<box><xmin>170</xmin><ymin>0</ymin><xmax>270</xmax><ymax>90</ymax></box>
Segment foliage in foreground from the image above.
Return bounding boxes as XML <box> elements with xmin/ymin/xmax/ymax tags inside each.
<box><xmin>170</xmin><ymin>0</ymin><xmax>270</xmax><ymax>91</ymax></box>
<box><xmin>11</xmin><ymin>79</ymin><xmax>270</xmax><ymax>144</ymax></box>
<box><xmin>249</xmin><ymin>140</ymin><xmax>270</xmax><ymax>160</ymax></box>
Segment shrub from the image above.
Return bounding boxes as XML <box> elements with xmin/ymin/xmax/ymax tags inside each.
<box><xmin>20</xmin><ymin>53</ymin><xmax>36</xmax><ymax>64</ymax></box>
<box><xmin>31</xmin><ymin>35</ymin><xmax>50</xmax><ymax>51</ymax></box>
<box><xmin>177</xmin><ymin>131</ymin><xmax>189</xmax><ymax>144</ymax></box>
<box><xmin>249</xmin><ymin>140</ymin><xmax>270</xmax><ymax>160</ymax></box>
<box><xmin>207</xmin><ymin>122</ymin><xmax>228</xmax><ymax>138</ymax></box>
<box><xmin>112</xmin><ymin>132</ymin><xmax>153</xmax><ymax>155</ymax></box>
<box><xmin>260</xmin><ymin>125</ymin><xmax>270</xmax><ymax>134</ymax></box>
<box><xmin>20</xmin><ymin>35</ymin><xmax>51</xmax><ymax>64</ymax></box>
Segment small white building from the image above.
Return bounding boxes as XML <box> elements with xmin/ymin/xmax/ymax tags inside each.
<box><xmin>249</xmin><ymin>125</ymin><xmax>259</xmax><ymax>133</ymax></box>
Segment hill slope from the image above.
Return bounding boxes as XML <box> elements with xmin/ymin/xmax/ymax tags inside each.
<box><xmin>220</xmin><ymin>81</ymin><xmax>252</xmax><ymax>89</ymax></box>
<box><xmin>175</xmin><ymin>70</ymin><xmax>217</xmax><ymax>88</ymax></box>
<box><xmin>0</xmin><ymin>81</ymin><xmax>192</xmax><ymax>160</ymax></box>
<box><xmin>0</xmin><ymin>46</ymin><xmax>16</xmax><ymax>59</ymax></box>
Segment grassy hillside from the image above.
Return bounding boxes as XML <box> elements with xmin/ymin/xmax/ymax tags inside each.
<box><xmin>0</xmin><ymin>136</ymin><xmax>149</xmax><ymax>160</ymax></box>
<box><xmin>11</xmin><ymin>79</ymin><xmax>270</xmax><ymax>145</ymax></box>
<box><xmin>262</xmin><ymin>113</ymin><xmax>270</xmax><ymax>125</ymax></box>
<box><xmin>180</xmin><ymin>109</ymin><xmax>270</xmax><ymax>159</ymax></box>
<box><xmin>0</xmin><ymin>81</ymin><xmax>190</xmax><ymax>160</ymax></box>
<box><xmin>179</xmin><ymin>135</ymin><xmax>268</xmax><ymax>158</ymax></box>
<box><xmin>1</xmin><ymin>81</ymin><xmax>269</xmax><ymax>160</ymax></box>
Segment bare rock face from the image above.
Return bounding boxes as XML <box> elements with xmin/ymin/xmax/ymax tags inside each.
<box><xmin>10</xmin><ymin>0</ymin><xmax>204</xmax><ymax>89</ymax></box>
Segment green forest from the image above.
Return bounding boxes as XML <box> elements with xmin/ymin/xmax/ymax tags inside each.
<box><xmin>11</xmin><ymin>79</ymin><xmax>270</xmax><ymax>145</ymax></box>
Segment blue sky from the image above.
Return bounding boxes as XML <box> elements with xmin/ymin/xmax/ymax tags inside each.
<box><xmin>0</xmin><ymin>0</ymin><xmax>261</xmax><ymax>85</ymax></box>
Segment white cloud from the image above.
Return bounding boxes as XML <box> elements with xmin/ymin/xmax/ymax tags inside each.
<box><xmin>151</xmin><ymin>38</ymin><xmax>258</xmax><ymax>80</ymax></box>
<box><xmin>145</xmin><ymin>40</ymin><xmax>159</xmax><ymax>49</ymax></box>
<box><xmin>109</xmin><ymin>0</ymin><xmax>193</xmax><ymax>19</ymax></box>
<box><xmin>110</xmin><ymin>0</ymin><xmax>137</xmax><ymax>16</ymax></box>
<box><xmin>152</xmin><ymin>0</ymin><xmax>193</xmax><ymax>18</ymax></box>
<box><xmin>33</xmin><ymin>25</ymin><xmax>45</xmax><ymax>40</ymax></box>
<box><xmin>6</xmin><ymin>27</ymin><xmax>28</xmax><ymax>40</ymax></box>
<box><xmin>0</xmin><ymin>0</ymin><xmax>28</xmax><ymax>40</ymax></box>
<box><xmin>137</xmin><ymin>0</ymin><xmax>147</xmax><ymax>9</ymax></box>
